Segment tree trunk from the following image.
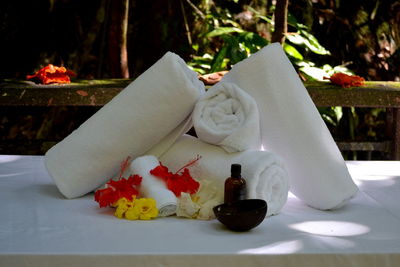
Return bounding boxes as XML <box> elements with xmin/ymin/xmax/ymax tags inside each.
<box><xmin>272</xmin><ymin>0</ymin><xmax>289</xmax><ymax>44</ymax></box>
<box><xmin>108</xmin><ymin>0</ymin><xmax>130</xmax><ymax>78</ymax></box>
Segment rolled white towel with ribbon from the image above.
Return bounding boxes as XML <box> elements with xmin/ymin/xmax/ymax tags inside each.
<box><xmin>45</xmin><ymin>52</ymin><xmax>205</xmax><ymax>199</ymax></box>
<box><xmin>130</xmin><ymin>156</ymin><xmax>177</xmax><ymax>217</ymax></box>
<box><xmin>193</xmin><ymin>82</ymin><xmax>261</xmax><ymax>152</ymax></box>
<box><xmin>222</xmin><ymin>43</ymin><xmax>358</xmax><ymax>210</ymax></box>
<box><xmin>160</xmin><ymin>135</ymin><xmax>289</xmax><ymax>217</ymax></box>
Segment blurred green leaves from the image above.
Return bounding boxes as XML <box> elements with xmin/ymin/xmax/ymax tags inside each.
<box><xmin>286</xmin><ymin>31</ymin><xmax>330</xmax><ymax>56</ymax></box>
<box><xmin>206</xmin><ymin>27</ymin><xmax>244</xmax><ymax>38</ymax></box>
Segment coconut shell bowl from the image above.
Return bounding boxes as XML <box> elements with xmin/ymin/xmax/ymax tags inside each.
<box><xmin>213</xmin><ymin>199</ymin><xmax>268</xmax><ymax>231</ymax></box>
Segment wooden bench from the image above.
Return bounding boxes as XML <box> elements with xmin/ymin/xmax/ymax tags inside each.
<box><xmin>1</xmin><ymin>79</ymin><xmax>400</xmax><ymax>159</ymax></box>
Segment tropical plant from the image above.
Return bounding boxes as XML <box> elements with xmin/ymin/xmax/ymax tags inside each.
<box><xmin>185</xmin><ymin>0</ymin><xmax>389</xmax><ymax>159</ymax></box>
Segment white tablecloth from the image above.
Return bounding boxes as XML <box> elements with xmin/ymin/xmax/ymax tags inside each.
<box><xmin>1</xmin><ymin>156</ymin><xmax>400</xmax><ymax>266</ymax></box>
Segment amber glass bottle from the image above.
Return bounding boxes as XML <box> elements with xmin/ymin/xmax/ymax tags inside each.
<box><xmin>224</xmin><ymin>164</ymin><xmax>247</xmax><ymax>204</ymax></box>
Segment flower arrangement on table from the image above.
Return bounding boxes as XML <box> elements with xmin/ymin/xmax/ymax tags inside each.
<box><xmin>94</xmin><ymin>156</ymin><xmax>210</xmax><ymax>221</ymax></box>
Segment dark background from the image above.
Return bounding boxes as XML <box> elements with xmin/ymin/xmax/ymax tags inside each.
<box><xmin>1</xmin><ymin>0</ymin><xmax>399</xmax><ymax>81</ymax></box>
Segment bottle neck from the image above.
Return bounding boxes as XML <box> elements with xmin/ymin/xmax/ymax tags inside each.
<box><xmin>231</xmin><ymin>173</ymin><xmax>241</xmax><ymax>179</ymax></box>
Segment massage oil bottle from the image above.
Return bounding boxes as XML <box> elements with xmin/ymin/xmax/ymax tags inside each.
<box><xmin>224</xmin><ymin>164</ymin><xmax>247</xmax><ymax>204</ymax></box>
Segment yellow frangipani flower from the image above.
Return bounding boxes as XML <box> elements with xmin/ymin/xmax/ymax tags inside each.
<box><xmin>114</xmin><ymin>198</ymin><xmax>130</xmax><ymax>219</ymax></box>
<box><xmin>133</xmin><ymin>198</ymin><xmax>158</xmax><ymax>220</ymax></box>
<box><xmin>113</xmin><ymin>197</ymin><xmax>158</xmax><ymax>220</ymax></box>
<box><xmin>125</xmin><ymin>207</ymin><xmax>140</xmax><ymax>220</ymax></box>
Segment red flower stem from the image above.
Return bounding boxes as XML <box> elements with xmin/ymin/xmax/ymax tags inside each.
<box><xmin>119</xmin><ymin>156</ymin><xmax>131</xmax><ymax>179</ymax></box>
<box><xmin>174</xmin><ymin>155</ymin><xmax>202</xmax><ymax>174</ymax></box>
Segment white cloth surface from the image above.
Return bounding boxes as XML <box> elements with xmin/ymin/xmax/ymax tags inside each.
<box><xmin>160</xmin><ymin>135</ymin><xmax>289</xmax><ymax>217</ymax></box>
<box><xmin>44</xmin><ymin>52</ymin><xmax>204</xmax><ymax>199</ymax></box>
<box><xmin>129</xmin><ymin>155</ymin><xmax>177</xmax><ymax>217</ymax></box>
<box><xmin>193</xmin><ymin>82</ymin><xmax>261</xmax><ymax>152</ymax></box>
<box><xmin>222</xmin><ymin>43</ymin><xmax>358</xmax><ymax>210</ymax></box>
<box><xmin>1</xmin><ymin>156</ymin><xmax>400</xmax><ymax>267</ymax></box>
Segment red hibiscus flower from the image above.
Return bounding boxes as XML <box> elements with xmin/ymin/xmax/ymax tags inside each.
<box><xmin>324</xmin><ymin>72</ymin><xmax>365</xmax><ymax>88</ymax></box>
<box><xmin>94</xmin><ymin>174</ymin><xmax>142</xmax><ymax>208</ymax></box>
<box><xmin>94</xmin><ymin>156</ymin><xmax>142</xmax><ymax>208</ymax></box>
<box><xmin>27</xmin><ymin>64</ymin><xmax>76</xmax><ymax>84</ymax></box>
<box><xmin>150</xmin><ymin>156</ymin><xmax>201</xmax><ymax>197</ymax></box>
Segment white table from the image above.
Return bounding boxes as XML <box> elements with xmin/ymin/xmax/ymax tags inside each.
<box><xmin>1</xmin><ymin>156</ymin><xmax>400</xmax><ymax>266</ymax></box>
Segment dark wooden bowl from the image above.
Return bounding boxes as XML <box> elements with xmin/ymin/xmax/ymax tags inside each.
<box><xmin>213</xmin><ymin>199</ymin><xmax>267</xmax><ymax>231</ymax></box>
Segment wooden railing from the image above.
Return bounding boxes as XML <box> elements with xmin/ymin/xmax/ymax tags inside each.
<box><xmin>1</xmin><ymin>80</ymin><xmax>400</xmax><ymax>159</ymax></box>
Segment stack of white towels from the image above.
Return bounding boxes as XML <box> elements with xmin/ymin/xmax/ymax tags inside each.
<box><xmin>45</xmin><ymin>43</ymin><xmax>358</xmax><ymax>219</ymax></box>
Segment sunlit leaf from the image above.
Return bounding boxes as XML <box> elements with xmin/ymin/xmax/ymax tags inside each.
<box><xmin>189</xmin><ymin>56</ymin><xmax>212</xmax><ymax>65</ymax></box>
<box><xmin>296</xmin><ymin>60</ymin><xmax>315</xmax><ymax>67</ymax></box>
<box><xmin>332</xmin><ymin>65</ymin><xmax>354</xmax><ymax>75</ymax></box>
<box><xmin>299</xmin><ymin>30</ymin><xmax>331</xmax><ymax>55</ymax></box>
<box><xmin>334</xmin><ymin>106</ymin><xmax>343</xmax><ymax>121</ymax></box>
<box><xmin>321</xmin><ymin>113</ymin><xmax>337</xmax><ymax>126</ymax></box>
<box><xmin>255</xmin><ymin>14</ymin><xmax>274</xmax><ymax>24</ymax></box>
<box><xmin>285</xmin><ymin>33</ymin><xmax>306</xmax><ymax>45</ymax></box>
<box><xmin>206</xmin><ymin>27</ymin><xmax>244</xmax><ymax>37</ymax></box>
<box><xmin>283</xmin><ymin>43</ymin><xmax>304</xmax><ymax>60</ymax></box>
<box><xmin>299</xmin><ymin>65</ymin><xmax>329</xmax><ymax>81</ymax></box>
<box><xmin>187</xmin><ymin>66</ymin><xmax>207</xmax><ymax>74</ymax></box>
<box><xmin>318</xmin><ymin>106</ymin><xmax>342</xmax><ymax>127</ymax></box>
<box><xmin>286</xmin><ymin>32</ymin><xmax>330</xmax><ymax>55</ymax></box>
<box><xmin>192</xmin><ymin>44</ymin><xmax>199</xmax><ymax>52</ymax></box>
<box><xmin>221</xmin><ymin>19</ymin><xmax>242</xmax><ymax>28</ymax></box>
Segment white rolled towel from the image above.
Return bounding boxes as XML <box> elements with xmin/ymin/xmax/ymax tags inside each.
<box><xmin>193</xmin><ymin>82</ymin><xmax>261</xmax><ymax>152</ymax></box>
<box><xmin>130</xmin><ymin>156</ymin><xmax>177</xmax><ymax>217</ymax></box>
<box><xmin>45</xmin><ymin>52</ymin><xmax>205</xmax><ymax>198</ymax></box>
<box><xmin>160</xmin><ymin>135</ymin><xmax>289</xmax><ymax>217</ymax></box>
<box><xmin>222</xmin><ymin>43</ymin><xmax>358</xmax><ymax>210</ymax></box>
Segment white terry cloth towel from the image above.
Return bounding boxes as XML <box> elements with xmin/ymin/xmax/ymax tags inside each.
<box><xmin>45</xmin><ymin>52</ymin><xmax>205</xmax><ymax>199</ymax></box>
<box><xmin>130</xmin><ymin>156</ymin><xmax>177</xmax><ymax>217</ymax></box>
<box><xmin>222</xmin><ymin>43</ymin><xmax>358</xmax><ymax>210</ymax></box>
<box><xmin>160</xmin><ymin>135</ymin><xmax>289</xmax><ymax>217</ymax></box>
<box><xmin>193</xmin><ymin>82</ymin><xmax>261</xmax><ymax>153</ymax></box>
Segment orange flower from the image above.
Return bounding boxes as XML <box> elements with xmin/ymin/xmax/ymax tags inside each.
<box><xmin>324</xmin><ymin>72</ymin><xmax>365</xmax><ymax>88</ymax></box>
<box><xmin>26</xmin><ymin>64</ymin><xmax>76</xmax><ymax>84</ymax></box>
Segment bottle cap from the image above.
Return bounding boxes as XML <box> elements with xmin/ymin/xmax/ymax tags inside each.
<box><xmin>231</xmin><ymin>164</ymin><xmax>241</xmax><ymax>177</ymax></box>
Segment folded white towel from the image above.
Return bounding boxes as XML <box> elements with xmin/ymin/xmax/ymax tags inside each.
<box><xmin>160</xmin><ymin>135</ymin><xmax>289</xmax><ymax>217</ymax></box>
<box><xmin>129</xmin><ymin>156</ymin><xmax>177</xmax><ymax>217</ymax></box>
<box><xmin>45</xmin><ymin>52</ymin><xmax>205</xmax><ymax>198</ymax></box>
<box><xmin>222</xmin><ymin>43</ymin><xmax>358</xmax><ymax>210</ymax></box>
<box><xmin>193</xmin><ymin>82</ymin><xmax>261</xmax><ymax>152</ymax></box>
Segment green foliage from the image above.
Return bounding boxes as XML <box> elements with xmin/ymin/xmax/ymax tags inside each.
<box><xmin>286</xmin><ymin>31</ymin><xmax>330</xmax><ymax>56</ymax></box>
<box><xmin>189</xmin><ymin>25</ymin><xmax>270</xmax><ymax>73</ymax></box>
<box><xmin>283</xmin><ymin>43</ymin><xmax>303</xmax><ymax>60</ymax></box>
<box><xmin>282</xmin><ymin>16</ymin><xmax>345</xmax><ymax>81</ymax></box>
<box><xmin>206</xmin><ymin>27</ymin><xmax>244</xmax><ymax>37</ymax></box>
<box><xmin>318</xmin><ymin>106</ymin><xmax>343</xmax><ymax>127</ymax></box>
<box><xmin>188</xmin><ymin>2</ymin><xmax>347</xmax><ymax>80</ymax></box>
<box><xmin>186</xmin><ymin>1</ymin><xmax>389</xmax><ymax>159</ymax></box>
<box><xmin>187</xmin><ymin>2</ymin><xmax>348</xmax><ymax>127</ymax></box>
<box><xmin>187</xmin><ymin>2</ymin><xmax>269</xmax><ymax>74</ymax></box>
